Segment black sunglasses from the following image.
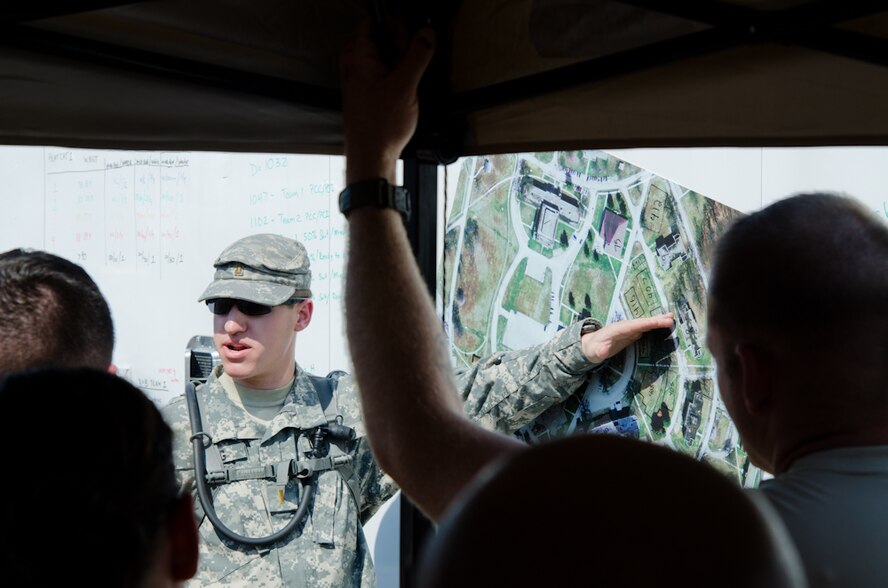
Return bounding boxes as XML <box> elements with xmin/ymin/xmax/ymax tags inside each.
<box><xmin>206</xmin><ymin>298</ymin><xmax>303</xmax><ymax>316</ymax></box>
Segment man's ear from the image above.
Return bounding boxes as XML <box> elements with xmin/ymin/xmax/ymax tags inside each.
<box><xmin>294</xmin><ymin>299</ymin><xmax>314</xmax><ymax>332</ymax></box>
<box><xmin>167</xmin><ymin>494</ymin><xmax>199</xmax><ymax>581</ymax></box>
<box><xmin>734</xmin><ymin>342</ymin><xmax>772</xmax><ymax>415</ymax></box>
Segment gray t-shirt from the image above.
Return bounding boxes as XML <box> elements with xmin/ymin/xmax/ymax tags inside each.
<box><xmin>753</xmin><ymin>445</ymin><xmax>888</xmax><ymax>587</ymax></box>
<box><xmin>221</xmin><ymin>372</ymin><xmax>291</xmax><ymax>423</ymax></box>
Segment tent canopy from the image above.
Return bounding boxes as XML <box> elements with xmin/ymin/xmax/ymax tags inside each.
<box><xmin>4</xmin><ymin>1</ymin><xmax>888</xmax><ymax>160</ymax></box>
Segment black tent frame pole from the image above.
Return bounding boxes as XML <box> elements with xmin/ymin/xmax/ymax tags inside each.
<box><xmin>399</xmin><ymin>156</ymin><xmax>439</xmax><ymax>588</ymax></box>
<box><xmin>403</xmin><ymin>157</ymin><xmax>439</xmax><ymax>294</ymax></box>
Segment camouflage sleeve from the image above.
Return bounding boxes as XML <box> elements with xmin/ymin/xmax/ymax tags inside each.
<box><xmin>455</xmin><ymin>320</ymin><xmax>594</xmax><ymax>434</ymax></box>
<box><xmin>160</xmin><ymin>394</ymin><xmax>197</xmax><ymax>493</ymax></box>
<box><xmin>349</xmin><ymin>435</ymin><xmax>400</xmax><ymax>524</ymax></box>
<box><xmin>333</xmin><ymin>375</ymin><xmax>400</xmax><ymax>523</ymax></box>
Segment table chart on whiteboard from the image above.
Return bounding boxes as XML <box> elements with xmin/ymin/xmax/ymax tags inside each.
<box><xmin>36</xmin><ymin>148</ymin><xmax>350</xmax><ymax>406</ymax></box>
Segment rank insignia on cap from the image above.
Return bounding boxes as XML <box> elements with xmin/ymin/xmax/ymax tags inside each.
<box><xmin>234</xmin><ymin>264</ymin><xmax>244</xmax><ymax>277</ymax></box>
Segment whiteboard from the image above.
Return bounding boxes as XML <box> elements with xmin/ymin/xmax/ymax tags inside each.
<box><xmin>3</xmin><ymin>144</ymin><xmax>887</xmax><ymax>588</ymax></box>
<box><xmin>0</xmin><ymin>147</ymin><xmax>349</xmax><ymax>407</ymax></box>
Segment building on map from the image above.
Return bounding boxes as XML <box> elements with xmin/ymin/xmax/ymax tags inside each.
<box><xmin>655</xmin><ymin>231</ymin><xmax>688</xmax><ymax>270</ymax></box>
<box><xmin>557</xmin><ymin>192</ymin><xmax>581</xmax><ymax>223</ymax></box>
<box><xmin>532</xmin><ymin>201</ymin><xmax>560</xmax><ymax>248</ymax></box>
<box><xmin>675</xmin><ymin>297</ymin><xmax>703</xmax><ymax>358</ymax></box>
<box><xmin>527</xmin><ymin>178</ymin><xmax>581</xmax><ymax>223</ymax></box>
<box><xmin>600</xmin><ymin>208</ymin><xmax>628</xmax><ymax>257</ymax></box>
<box><xmin>682</xmin><ymin>383</ymin><xmax>705</xmax><ymax>446</ymax></box>
<box><xmin>526</xmin><ymin>178</ymin><xmax>558</xmax><ymax>206</ymax></box>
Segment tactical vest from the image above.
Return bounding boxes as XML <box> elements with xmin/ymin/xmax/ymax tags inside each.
<box><xmin>187</xmin><ymin>373</ymin><xmax>362</xmax><ymax>547</ymax></box>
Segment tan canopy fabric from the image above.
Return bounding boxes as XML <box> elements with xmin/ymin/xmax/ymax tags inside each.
<box><xmin>3</xmin><ymin>1</ymin><xmax>888</xmax><ymax>157</ymax></box>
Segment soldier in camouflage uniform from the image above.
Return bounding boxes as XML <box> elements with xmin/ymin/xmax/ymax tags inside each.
<box><xmin>162</xmin><ymin>233</ymin><xmax>608</xmax><ymax>587</ymax></box>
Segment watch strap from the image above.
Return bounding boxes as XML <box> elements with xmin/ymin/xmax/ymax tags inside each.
<box><xmin>339</xmin><ymin>178</ymin><xmax>411</xmax><ymax>221</ymax></box>
<box><xmin>580</xmin><ymin>318</ymin><xmax>607</xmax><ymax>373</ymax></box>
<box><xmin>580</xmin><ymin>318</ymin><xmax>603</xmax><ymax>336</ymax></box>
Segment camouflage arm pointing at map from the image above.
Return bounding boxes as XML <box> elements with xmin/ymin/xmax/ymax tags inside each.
<box><xmin>340</xmin><ymin>26</ymin><xmax>674</xmax><ymax>521</ymax></box>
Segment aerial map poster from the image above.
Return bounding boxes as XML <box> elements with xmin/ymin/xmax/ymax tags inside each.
<box><xmin>441</xmin><ymin>150</ymin><xmax>759</xmax><ymax>487</ymax></box>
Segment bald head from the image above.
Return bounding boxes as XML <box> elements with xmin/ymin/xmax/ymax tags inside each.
<box><xmin>709</xmin><ymin>193</ymin><xmax>888</xmax><ymax>395</ymax></box>
<box><xmin>710</xmin><ymin>193</ymin><xmax>887</xmax><ymax>333</ymax></box>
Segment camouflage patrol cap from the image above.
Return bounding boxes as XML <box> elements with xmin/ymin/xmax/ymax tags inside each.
<box><xmin>198</xmin><ymin>234</ymin><xmax>312</xmax><ymax>305</ymax></box>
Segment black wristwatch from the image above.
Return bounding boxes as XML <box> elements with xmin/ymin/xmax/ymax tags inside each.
<box><xmin>580</xmin><ymin>318</ymin><xmax>603</xmax><ymax>336</ymax></box>
<box><xmin>339</xmin><ymin>178</ymin><xmax>411</xmax><ymax>221</ymax></box>
<box><xmin>580</xmin><ymin>318</ymin><xmax>607</xmax><ymax>373</ymax></box>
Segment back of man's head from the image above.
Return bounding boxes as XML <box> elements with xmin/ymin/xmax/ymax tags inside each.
<box><xmin>0</xmin><ymin>249</ymin><xmax>114</xmax><ymax>374</ymax></box>
<box><xmin>418</xmin><ymin>434</ymin><xmax>806</xmax><ymax>587</ymax></box>
<box><xmin>709</xmin><ymin>193</ymin><xmax>888</xmax><ymax>403</ymax></box>
<box><xmin>0</xmin><ymin>368</ymin><xmax>196</xmax><ymax>587</ymax></box>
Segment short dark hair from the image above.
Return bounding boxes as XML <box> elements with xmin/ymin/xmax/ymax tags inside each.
<box><xmin>0</xmin><ymin>368</ymin><xmax>178</xmax><ymax>587</ymax></box>
<box><xmin>0</xmin><ymin>249</ymin><xmax>114</xmax><ymax>374</ymax></box>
